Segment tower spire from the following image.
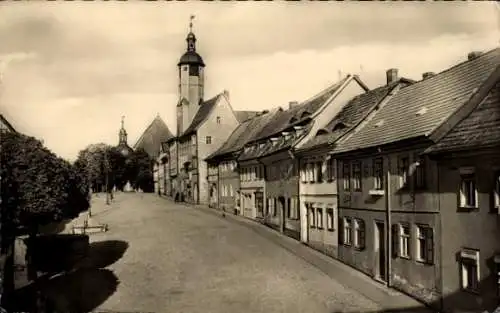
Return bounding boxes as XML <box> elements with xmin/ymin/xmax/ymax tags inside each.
<box><xmin>189</xmin><ymin>15</ymin><xmax>195</xmax><ymax>33</ymax></box>
<box><xmin>119</xmin><ymin>115</ymin><xmax>127</xmax><ymax>145</ymax></box>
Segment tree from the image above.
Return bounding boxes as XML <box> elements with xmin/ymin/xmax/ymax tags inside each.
<box><xmin>130</xmin><ymin>148</ymin><xmax>154</xmax><ymax>193</ymax></box>
<box><xmin>0</xmin><ymin>132</ymin><xmax>90</xmax><ymax>308</ymax></box>
<box><xmin>1</xmin><ymin>132</ymin><xmax>90</xmax><ymax>233</ymax></box>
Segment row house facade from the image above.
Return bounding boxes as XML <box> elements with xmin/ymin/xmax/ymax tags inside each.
<box><xmin>237</xmin><ymin>74</ymin><xmax>369</xmax><ymax>240</ymax></box>
<box><xmin>423</xmin><ymin>74</ymin><xmax>500</xmax><ymax>312</ymax></box>
<box><xmin>293</xmin><ymin>72</ymin><xmax>414</xmax><ymax>259</ymax></box>
<box><xmin>205</xmin><ymin>109</ymin><xmax>278</xmax><ymax>216</ymax></box>
<box><xmin>328</xmin><ymin>49</ymin><xmax>500</xmax><ymax>312</ymax></box>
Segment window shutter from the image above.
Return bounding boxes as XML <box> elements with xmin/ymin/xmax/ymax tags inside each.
<box><xmin>392</xmin><ymin>224</ymin><xmax>399</xmax><ymax>258</ymax></box>
<box><xmin>359</xmin><ymin>220</ymin><xmax>366</xmax><ymax>249</ymax></box>
<box><xmin>425</xmin><ymin>227</ymin><xmax>434</xmax><ymax>265</ymax></box>
<box><xmin>338</xmin><ymin>217</ymin><xmax>344</xmax><ymax>244</ymax></box>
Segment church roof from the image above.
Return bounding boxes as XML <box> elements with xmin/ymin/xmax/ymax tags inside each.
<box><xmin>133</xmin><ymin>115</ymin><xmax>174</xmax><ymax>159</ymax></box>
<box><xmin>178</xmin><ymin>51</ymin><xmax>205</xmax><ymax>67</ymax></box>
<box><xmin>180</xmin><ymin>94</ymin><xmax>222</xmax><ymax>137</ymax></box>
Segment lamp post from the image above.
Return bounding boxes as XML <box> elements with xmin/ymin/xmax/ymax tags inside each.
<box><xmin>105</xmin><ymin>150</ymin><xmax>110</xmax><ymax>205</ymax></box>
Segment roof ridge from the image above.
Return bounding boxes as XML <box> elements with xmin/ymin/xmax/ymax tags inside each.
<box><xmin>295</xmin><ymin>75</ymin><xmax>352</xmax><ymax>108</ymax></box>
<box><xmin>133</xmin><ymin>115</ymin><xmax>173</xmax><ymax>149</ymax></box>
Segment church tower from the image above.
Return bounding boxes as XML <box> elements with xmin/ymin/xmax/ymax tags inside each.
<box><xmin>117</xmin><ymin>116</ymin><xmax>133</xmax><ymax>158</ymax></box>
<box><xmin>177</xmin><ymin>15</ymin><xmax>205</xmax><ymax>135</ymax></box>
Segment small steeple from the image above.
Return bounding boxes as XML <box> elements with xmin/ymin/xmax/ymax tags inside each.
<box><xmin>119</xmin><ymin>115</ymin><xmax>128</xmax><ymax>145</ymax></box>
<box><xmin>186</xmin><ymin>15</ymin><xmax>196</xmax><ymax>52</ymax></box>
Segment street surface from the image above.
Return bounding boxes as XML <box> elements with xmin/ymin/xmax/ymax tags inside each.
<box><xmin>77</xmin><ymin>193</ymin><xmax>389</xmax><ymax>313</ymax></box>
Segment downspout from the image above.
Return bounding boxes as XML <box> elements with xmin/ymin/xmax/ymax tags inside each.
<box><xmin>217</xmin><ymin>159</ymin><xmax>220</xmax><ymax>211</ymax></box>
<box><xmin>385</xmin><ymin>150</ymin><xmax>393</xmax><ymax>287</ymax></box>
<box><xmin>257</xmin><ymin>158</ymin><xmax>267</xmax><ymax>222</ymax></box>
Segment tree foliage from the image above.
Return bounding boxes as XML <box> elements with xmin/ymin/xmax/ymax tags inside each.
<box><xmin>74</xmin><ymin>144</ymin><xmax>154</xmax><ymax>193</ymax></box>
<box><xmin>0</xmin><ymin>132</ymin><xmax>90</xmax><ymax>233</ymax></box>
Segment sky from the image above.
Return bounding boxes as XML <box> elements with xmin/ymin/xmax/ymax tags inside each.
<box><xmin>0</xmin><ymin>2</ymin><xmax>499</xmax><ymax>161</ymax></box>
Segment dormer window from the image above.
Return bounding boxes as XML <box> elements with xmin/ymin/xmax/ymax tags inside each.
<box><xmin>416</xmin><ymin>107</ymin><xmax>428</xmax><ymax>116</ymax></box>
<box><xmin>294</xmin><ymin>126</ymin><xmax>306</xmax><ymax>137</ymax></box>
<box><xmin>289</xmin><ymin>117</ymin><xmax>298</xmax><ymax>124</ymax></box>
<box><xmin>332</xmin><ymin>123</ymin><xmax>347</xmax><ymax>132</ymax></box>
<box><xmin>270</xmin><ymin>137</ymin><xmax>279</xmax><ymax>146</ymax></box>
<box><xmin>301</xmin><ymin>111</ymin><xmax>311</xmax><ymax>119</ymax></box>
<box><xmin>316</xmin><ymin>129</ymin><xmax>329</xmax><ymax>136</ymax></box>
<box><xmin>259</xmin><ymin>142</ymin><xmax>265</xmax><ymax>150</ymax></box>
<box><xmin>374</xmin><ymin>120</ymin><xmax>385</xmax><ymax>128</ymax></box>
<box><xmin>282</xmin><ymin>131</ymin><xmax>292</xmax><ymax>141</ymax></box>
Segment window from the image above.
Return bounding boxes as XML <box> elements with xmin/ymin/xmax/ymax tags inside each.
<box><xmin>317</xmin><ymin>208</ymin><xmax>323</xmax><ymax>229</ymax></box>
<box><xmin>272</xmin><ymin>198</ymin><xmax>277</xmax><ymax>217</ymax></box>
<box><xmin>353</xmin><ymin>219</ymin><xmax>365</xmax><ymax>249</ymax></box>
<box><xmin>352</xmin><ymin>161</ymin><xmax>362</xmax><ymax>191</ymax></box>
<box><xmin>459</xmin><ymin>167</ymin><xmax>477</xmax><ymax>208</ymax></box>
<box><xmin>287</xmin><ymin>198</ymin><xmax>292</xmax><ymax>218</ymax></box>
<box><xmin>326</xmin><ymin>158</ymin><xmax>335</xmax><ymax>181</ymax></box>
<box><xmin>398</xmin><ymin>156</ymin><xmax>409</xmax><ymax>188</ymax></box>
<box><xmin>309</xmin><ymin>204</ymin><xmax>315</xmax><ymax>228</ymax></box>
<box><xmin>206</xmin><ymin>136</ymin><xmax>212</xmax><ymax>144</ymax></box>
<box><xmin>460</xmin><ymin>249</ymin><xmax>480</xmax><ymax>292</ymax></box>
<box><xmin>373</xmin><ymin>158</ymin><xmax>384</xmax><ymax>190</ymax></box>
<box><xmin>415</xmin><ymin>157</ymin><xmax>426</xmax><ymax>189</ymax></box>
<box><xmin>216</xmin><ymin>116</ymin><xmax>221</xmax><ymax>124</ymax></box>
<box><xmin>416</xmin><ymin>225</ymin><xmax>434</xmax><ymax>264</ymax></box>
<box><xmin>326</xmin><ymin>208</ymin><xmax>334</xmax><ymax>231</ymax></box>
<box><xmin>343</xmin><ymin>161</ymin><xmax>351</xmax><ymax>191</ymax></box>
<box><xmin>343</xmin><ymin>217</ymin><xmax>352</xmax><ymax>245</ymax></box>
<box><xmin>494</xmin><ymin>171</ymin><xmax>500</xmax><ymax>211</ymax></box>
<box><xmin>399</xmin><ymin>224</ymin><xmax>411</xmax><ymax>259</ymax></box>
<box><xmin>267</xmin><ymin>198</ymin><xmax>275</xmax><ymax>216</ymax></box>
<box><xmin>316</xmin><ymin>162</ymin><xmax>323</xmax><ymax>183</ymax></box>
<box><xmin>300</xmin><ymin>163</ymin><xmax>307</xmax><ymax>182</ymax></box>
<box><xmin>307</xmin><ymin>163</ymin><xmax>314</xmax><ymax>182</ymax></box>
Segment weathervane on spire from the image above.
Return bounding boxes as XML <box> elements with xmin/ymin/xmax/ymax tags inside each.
<box><xmin>121</xmin><ymin>115</ymin><xmax>125</xmax><ymax>129</ymax></box>
<box><xmin>189</xmin><ymin>15</ymin><xmax>195</xmax><ymax>33</ymax></box>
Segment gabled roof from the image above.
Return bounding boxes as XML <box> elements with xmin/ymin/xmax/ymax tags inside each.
<box><xmin>332</xmin><ymin>48</ymin><xmax>500</xmax><ymax>155</ymax></box>
<box><xmin>180</xmin><ymin>94</ymin><xmax>221</xmax><ymax>137</ymax></box>
<box><xmin>0</xmin><ymin>114</ymin><xmax>17</xmax><ymax>133</ymax></box>
<box><xmin>297</xmin><ymin>79</ymin><xmax>413</xmax><ymax>152</ymax></box>
<box><xmin>425</xmin><ymin>80</ymin><xmax>500</xmax><ymax>154</ymax></box>
<box><xmin>133</xmin><ymin>115</ymin><xmax>174</xmax><ymax>159</ymax></box>
<box><xmin>238</xmin><ymin>76</ymin><xmax>351</xmax><ymax>161</ymax></box>
<box><xmin>235</xmin><ymin>111</ymin><xmax>259</xmax><ymax>123</ymax></box>
<box><xmin>205</xmin><ymin>108</ymin><xmax>281</xmax><ymax>161</ymax></box>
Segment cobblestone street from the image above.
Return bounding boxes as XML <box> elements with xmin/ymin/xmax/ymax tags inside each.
<box><xmin>84</xmin><ymin>192</ymin><xmax>385</xmax><ymax>313</ymax></box>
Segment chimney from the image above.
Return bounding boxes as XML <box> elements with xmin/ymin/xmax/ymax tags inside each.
<box><xmin>386</xmin><ymin>68</ymin><xmax>398</xmax><ymax>85</ymax></box>
<box><xmin>468</xmin><ymin>51</ymin><xmax>483</xmax><ymax>61</ymax></box>
<box><xmin>289</xmin><ymin>101</ymin><xmax>299</xmax><ymax>109</ymax></box>
<box><xmin>422</xmin><ymin>72</ymin><xmax>435</xmax><ymax>80</ymax></box>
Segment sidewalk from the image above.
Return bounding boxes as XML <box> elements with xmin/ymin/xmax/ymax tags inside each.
<box><xmin>177</xmin><ymin>200</ymin><xmax>435</xmax><ymax>312</ymax></box>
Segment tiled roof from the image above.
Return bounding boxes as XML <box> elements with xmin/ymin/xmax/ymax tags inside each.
<box><xmin>298</xmin><ymin>80</ymin><xmax>410</xmax><ymax>152</ymax></box>
<box><xmin>133</xmin><ymin>115</ymin><xmax>174</xmax><ymax>159</ymax></box>
<box><xmin>425</xmin><ymin>80</ymin><xmax>500</xmax><ymax>154</ymax></box>
<box><xmin>235</xmin><ymin>110</ymin><xmax>259</xmax><ymax>123</ymax></box>
<box><xmin>238</xmin><ymin>76</ymin><xmax>350</xmax><ymax>161</ymax></box>
<box><xmin>332</xmin><ymin>48</ymin><xmax>500</xmax><ymax>154</ymax></box>
<box><xmin>181</xmin><ymin>94</ymin><xmax>221</xmax><ymax>137</ymax></box>
<box><xmin>205</xmin><ymin>108</ymin><xmax>281</xmax><ymax>161</ymax></box>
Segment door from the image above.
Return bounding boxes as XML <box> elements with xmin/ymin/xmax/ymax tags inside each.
<box><xmin>279</xmin><ymin>197</ymin><xmax>286</xmax><ymax>233</ymax></box>
<box><xmin>374</xmin><ymin>221</ymin><xmax>387</xmax><ymax>282</ymax></box>
<box><xmin>193</xmin><ymin>183</ymin><xmax>199</xmax><ymax>204</ymax></box>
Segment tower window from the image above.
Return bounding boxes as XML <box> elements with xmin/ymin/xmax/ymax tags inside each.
<box><xmin>216</xmin><ymin>116</ymin><xmax>221</xmax><ymax>124</ymax></box>
<box><xmin>206</xmin><ymin>136</ymin><xmax>212</xmax><ymax>144</ymax></box>
<box><xmin>183</xmin><ymin>66</ymin><xmax>188</xmax><ymax>71</ymax></box>
<box><xmin>189</xmin><ymin>66</ymin><xmax>199</xmax><ymax>76</ymax></box>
